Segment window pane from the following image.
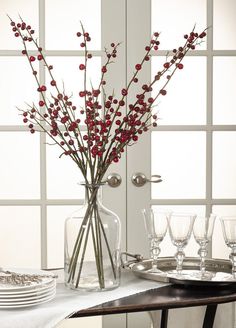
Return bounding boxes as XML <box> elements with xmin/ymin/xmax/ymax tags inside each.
<box><xmin>214</xmin><ymin>0</ymin><xmax>236</xmax><ymax>50</ymax></box>
<box><xmin>0</xmin><ymin>57</ymin><xmax>38</xmax><ymax>125</ymax></box>
<box><xmin>212</xmin><ymin>206</ymin><xmax>236</xmax><ymax>259</ymax></box>
<box><xmin>0</xmin><ymin>132</ymin><xmax>40</xmax><ymax>199</ymax></box>
<box><xmin>45</xmin><ymin>56</ymin><xmax>101</xmax><ymax>103</ymax></box>
<box><xmin>213</xmin><ymin>57</ymin><xmax>236</xmax><ymax>124</ymax></box>
<box><xmin>47</xmin><ymin>206</ymin><xmax>78</xmax><ymax>268</ymax></box>
<box><xmin>0</xmin><ymin>206</ymin><xmax>40</xmax><ymax>268</ymax></box>
<box><xmin>152</xmin><ymin>132</ymin><xmax>206</xmax><ymax>199</ymax></box>
<box><xmin>0</xmin><ymin>0</ymin><xmax>38</xmax><ymax>50</ymax></box>
<box><xmin>46</xmin><ymin>139</ymin><xmax>84</xmax><ymax>199</ymax></box>
<box><xmin>213</xmin><ymin>132</ymin><xmax>236</xmax><ymax>198</ymax></box>
<box><xmin>151</xmin><ymin>57</ymin><xmax>206</xmax><ymax>125</ymax></box>
<box><xmin>152</xmin><ymin>0</ymin><xmax>206</xmax><ymax>50</ymax></box>
<box><xmin>45</xmin><ymin>0</ymin><xmax>101</xmax><ymax>50</ymax></box>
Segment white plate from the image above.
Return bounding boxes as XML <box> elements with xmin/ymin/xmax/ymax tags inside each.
<box><xmin>0</xmin><ymin>279</ymin><xmax>56</xmax><ymax>296</ymax></box>
<box><xmin>0</xmin><ymin>290</ymin><xmax>56</xmax><ymax>305</ymax></box>
<box><xmin>0</xmin><ymin>293</ymin><xmax>56</xmax><ymax>309</ymax></box>
<box><xmin>0</xmin><ymin>285</ymin><xmax>55</xmax><ymax>300</ymax></box>
<box><xmin>0</xmin><ymin>268</ymin><xmax>55</xmax><ymax>292</ymax></box>
<box><xmin>0</xmin><ymin>291</ymin><xmax>56</xmax><ymax>306</ymax></box>
<box><xmin>0</xmin><ymin>287</ymin><xmax>56</xmax><ymax>302</ymax></box>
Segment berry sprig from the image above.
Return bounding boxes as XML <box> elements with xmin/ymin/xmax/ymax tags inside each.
<box><xmin>9</xmin><ymin>16</ymin><xmax>206</xmax><ymax>185</ymax></box>
<box><xmin>101</xmin><ymin>28</ymin><xmax>207</xmax><ymax>166</ymax></box>
<box><xmin>10</xmin><ymin>17</ymin><xmax>94</xmax><ymax>177</ymax></box>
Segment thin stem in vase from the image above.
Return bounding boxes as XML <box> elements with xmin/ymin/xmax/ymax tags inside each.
<box><xmin>94</xmin><ymin>205</ymin><xmax>105</xmax><ymax>287</ymax></box>
<box><xmin>67</xmin><ymin>187</ymin><xmax>98</xmax><ymax>275</ymax></box>
<box><xmin>67</xmin><ymin>224</ymin><xmax>86</xmax><ymax>283</ymax></box>
<box><xmin>68</xmin><ymin>196</ymin><xmax>94</xmax><ymax>282</ymax></box>
<box><xmin>75</xmin><ymin>212</ymin><xmax>93</xmax><ymax>288</ymax></box>
<box><xmin>90</xmin><ymin>211</ymin><xmax>104</xmax><ymax>288</ymax></box>
<box><xmin>96</xmin><ymin>208</ymin><xmax>117</xmax><ymax>279</ymax></box>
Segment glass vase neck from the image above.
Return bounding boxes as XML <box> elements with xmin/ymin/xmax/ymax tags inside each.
<box><xmin>81</xmin><ymin>183</ymin><xmax>103</xmax><ymax>205</ymax></box>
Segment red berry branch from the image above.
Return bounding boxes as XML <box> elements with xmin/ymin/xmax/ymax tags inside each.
<box><xmin>9</xmin><ymin>16</ymin><xmax>207</xmax><ymax>289</ymax></box>
<box><xmin>9</xmin><ymin>16</ymin><xmax>207</xmax><ymax>186</ymax></box>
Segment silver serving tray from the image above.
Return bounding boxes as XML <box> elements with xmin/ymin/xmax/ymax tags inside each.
<box><xmin>124</xmin><ymin>256</ymin><xmax>236</xmax><ymax>287</ymax></box>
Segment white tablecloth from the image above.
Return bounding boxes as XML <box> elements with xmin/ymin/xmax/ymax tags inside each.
<box><xmin>0</xmin><ymin>270</ymin><xmax>169</xmax><ymax>328</ymax></box>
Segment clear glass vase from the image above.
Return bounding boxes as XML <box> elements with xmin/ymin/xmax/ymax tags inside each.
<box><xmin>64</xmin><ymin>184</ymin><xmax>121</xmax><ymax>291</ymax></box>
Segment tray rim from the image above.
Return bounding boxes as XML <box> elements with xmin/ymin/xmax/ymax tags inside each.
<box><xmin>127</xmin><ymin>256</ymin><xmax>236</xmax><ymax>287</ymax></box>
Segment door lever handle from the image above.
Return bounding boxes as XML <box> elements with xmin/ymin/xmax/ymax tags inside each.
<box><xmin>131</xmin><ymin>173</ymin><xmax>162</xmax><ymax>187</ymax></box>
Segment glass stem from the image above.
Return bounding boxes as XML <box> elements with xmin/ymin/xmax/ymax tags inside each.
<box><xmin>198</xmin><ymin>242</ymin><xmax>208</xmax><ymax>275</ymax></box>
<box><xmin>230</xmin><ymin>246</ymin><xmax>236</xmax><ymax>279</ymax></box>
<box><xmin>175</xmin><ymin>247</ymin><xmax>185</xmax><ymax>275</ymax></box>
<box><xmin>150</xmin><ymin>238</ymin><xmax>160</xmax><ymax>270</ymax></box>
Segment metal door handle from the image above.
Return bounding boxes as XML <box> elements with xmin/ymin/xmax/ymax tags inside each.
<box><xmin>131</xmin><ymin>172</ymin><xmax>162</xmax><ymax>187</ymax></box>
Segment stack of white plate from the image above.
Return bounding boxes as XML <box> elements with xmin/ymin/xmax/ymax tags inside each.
<box><xmin>0</xmin><ymin>268</ymin><xmax>56</xmax><ymax>309</ymax></box>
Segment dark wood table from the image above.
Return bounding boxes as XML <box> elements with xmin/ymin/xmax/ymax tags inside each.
<box><xmin>69</xmin><ymin>284</ymin><xmax>236</xmax><ymax>328</ymax></box>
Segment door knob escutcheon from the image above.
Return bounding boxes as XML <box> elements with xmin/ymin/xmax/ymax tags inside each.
<box><xmin>106</xmin><ymin>173</ymin><xmax>122</xmax><ymax>188</ymax></box>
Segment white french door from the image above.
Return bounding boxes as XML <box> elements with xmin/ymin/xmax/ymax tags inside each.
<box><xmin>0</xmin><ymin>0</ymin><xmax>126</xmax><ymax>272</ymax></box>
<box><xmin>127</xmin><ymin>1</ymin><xmax>236</xmax><ymax>328</ymax></box>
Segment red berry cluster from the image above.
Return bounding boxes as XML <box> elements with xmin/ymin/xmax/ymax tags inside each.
<box><xmin>10</xmin><ymin>20</ymin><xmax>34</xmax><ymax>40</ymax></box>
<box><xmin>9</xmin><ymin>16</ymin><xmax>206</xmax><ymax>181</ymax></box>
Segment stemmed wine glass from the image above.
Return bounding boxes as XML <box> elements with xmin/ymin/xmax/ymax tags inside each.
<box><xmin>142</xmin><ymin>208</ymin><xmax>170</xmax><ymax>273</ymax></box>
<box><xmin>168</xmin><ymin>212</ymin><xmax>196</xmax><ymax>276</ymax></box>
<box><xmin>193</xmin><ymin>214</ymin><xmax>216</xmax><ymax>279</ymax></box>
<box><xmin>220</xmin><ymin>216</ymin><xmax>236</xmax><ymax>280</ymax></box>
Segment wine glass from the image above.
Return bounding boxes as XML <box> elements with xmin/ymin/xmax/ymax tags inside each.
<box><xmin>142</xmin><ymin>208</ymin><xmax>170</xmax><ymax>273</ymax></box>
<box><xmin>193</xmin><ymin>214</ymin><xmax>216</xmax><ymax>279</ymax></box>
<box><xmin>168</xmin><ymin>212</ymin><xmax>196</xmax><ymax>276</ymax></box>
<box><xmin>220</xmin><ymin>216</ymin><xmax>236</xmax><ymax>279</ymax></box>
